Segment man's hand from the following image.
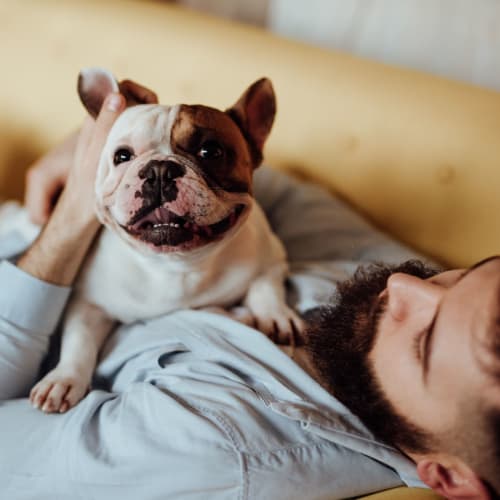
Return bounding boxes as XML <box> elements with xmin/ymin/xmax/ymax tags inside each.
<box><xmin>18</xmin><ymin>93</ymin><xmax>126</xmax><ymax>286</ymax></box>
<box><xmin>24</xmin><ymin>79</ymin><xmax>158</xmax><ymax>225</ymax></box>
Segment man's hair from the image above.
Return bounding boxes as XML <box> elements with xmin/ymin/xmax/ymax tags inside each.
<box><xmin>305</xmin><ymin>260</ymin><xmax>500</xmax><ymax>493</ymax></box>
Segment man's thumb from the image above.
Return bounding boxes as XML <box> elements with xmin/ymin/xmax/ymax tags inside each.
<box><xmin>103</xmin><ymin>93</ymin><xmax>125</xmax><ymax>112</ymax></box>
<box><xmin>93</xmin><ymin>93</ymin><xmax>126</xmax><ymax>137</ymax></box>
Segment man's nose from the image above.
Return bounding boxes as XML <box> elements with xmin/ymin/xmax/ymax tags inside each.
<box><xmin>386</xmin><ymin>273</ymin><xmax>443</xmax><ymax>323</ymax></box>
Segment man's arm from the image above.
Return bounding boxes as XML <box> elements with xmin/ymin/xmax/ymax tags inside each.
<box><xmin>18</xmin><ymin>93</ymin><xmax>125</xmax><ymax>285</ymax></box>
<box><xmin>0</xmin><ymin>93</ymin><xmax>125</xmax><ymax>400</ymax></box>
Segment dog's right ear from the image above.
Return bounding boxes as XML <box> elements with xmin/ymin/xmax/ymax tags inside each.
<box><xmin>78</xmin><ymin>67</ymin><xmax>159</xmax><ymax>118</ymax></box>
<box><xmin>78</xmin><ymin>67</ymin><xmax>120</xmax><ymax>118</ymax></box>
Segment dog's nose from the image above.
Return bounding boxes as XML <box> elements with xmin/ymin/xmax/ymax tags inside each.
<box><xmin>139</xmin><ymin>160</ymin><xmax>186</xmax><ymax>204</ymax></box>
<box><xmin>144</xmin><ymin>160</ymin><xmax>186</xmax><ymax>184</ymax></box>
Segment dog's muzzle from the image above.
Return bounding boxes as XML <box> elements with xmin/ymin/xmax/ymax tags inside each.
<box><xmin>120</xmin><ymin>157</ymin><xmax>248</xmax><ymax>248</ymax></box>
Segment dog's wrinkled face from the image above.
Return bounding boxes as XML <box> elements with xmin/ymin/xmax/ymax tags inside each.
<box><xmin>79</xmin><ymin>68</ymin><xmax>276</xmax><ymax>255</ymax></box>
<box><xmin>96</xmin><ymin>104</ymin><xmax>254</xmax><ymax>254</ymax></box>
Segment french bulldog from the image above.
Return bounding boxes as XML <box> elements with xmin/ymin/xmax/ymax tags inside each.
<box><xmin>23</xmin><ymin>68</ymin><xmax>303</xmax><ymax>413</ymax></box>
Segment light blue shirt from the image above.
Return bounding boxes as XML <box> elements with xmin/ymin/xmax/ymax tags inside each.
<box><xmin>0</xmin><ymin>168</ymin><xmax>427</xmax><ymax>499</ymax></box>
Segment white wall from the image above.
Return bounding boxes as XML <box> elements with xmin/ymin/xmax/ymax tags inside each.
<box><xmin>269</xmin><ymin>0</ymin><xmax>500</xmax><ymax>91</ymax></box>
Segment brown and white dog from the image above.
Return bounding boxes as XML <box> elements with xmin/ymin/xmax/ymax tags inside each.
<box><xmin>25</xmin><ymin>68</ymin><xmax>303</xmax><ymax>413</ymax></box>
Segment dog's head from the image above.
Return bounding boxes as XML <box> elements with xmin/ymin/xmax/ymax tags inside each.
<box><xmin>78</xmin><ymin>67</ymin><xmax>276</xmax><ymax>255</ymax></box>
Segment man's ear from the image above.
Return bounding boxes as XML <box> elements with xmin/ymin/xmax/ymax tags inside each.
<box><xmin>226</xmin><ymin>78</ymin><xmax>276</xmax><ymax>167</ymax></box>
<box><xmin>417</xmin><ymin>458</ymin><xmax>491</xmax><ymax>499</ymax></box>
<box><xmin>78</xmin><ymin>67</ymin><xmax>159</xmax><ymax>118</ymax></box>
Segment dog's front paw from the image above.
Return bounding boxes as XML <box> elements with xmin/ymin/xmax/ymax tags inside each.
<box><xmin>30</xmin><ymin>367</ymin><xmax>90</xmax><ymax>414</ymax></box>
<box><xmin>245</xmin><ymin>300</ymin><xmax>304</xmax><ymax>344</ymax></box>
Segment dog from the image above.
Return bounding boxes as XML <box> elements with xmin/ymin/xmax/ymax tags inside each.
<box><xmin>21</xmin><ymin>68</ymin><xmax>303</xmax><ymax>413</ymax></box>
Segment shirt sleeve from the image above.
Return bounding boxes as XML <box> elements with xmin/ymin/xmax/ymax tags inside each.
<box><xmin>0</xmin><ymin>260</ymin><xmax>71</xmax><ymax>399</ymax></box>
<box><xmin>254</xmin><ymin>167</ymin><xmax>429</xmax><ymax>265</ymax></box>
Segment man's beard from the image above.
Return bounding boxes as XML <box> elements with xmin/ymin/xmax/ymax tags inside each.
<box><xmin>304</xmin><ymin>260</ymin><xmax>440</xmax><ymax>454</ymax></box>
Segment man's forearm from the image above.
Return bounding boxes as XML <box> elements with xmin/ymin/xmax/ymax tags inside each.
<box><xmin>18</xmin><ymin>194</ymin><xmax>100</xmax><ymax>286</ymax></box>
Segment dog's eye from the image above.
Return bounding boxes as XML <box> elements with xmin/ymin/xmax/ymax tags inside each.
<box><xmin>113</xmin><ymin>148</ymin><xmax>134</xmax><ymax>166</ymax></box>
<box><xmin>198</xmin><ymin>141</ymin><xmax>224</xmax><ymax>160</ymax></box>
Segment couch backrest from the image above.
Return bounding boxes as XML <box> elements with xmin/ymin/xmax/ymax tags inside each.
<box><xmin>1</xmin><ymin>0</ymin><xmax>499</xmax><ymax>267</ymax></box>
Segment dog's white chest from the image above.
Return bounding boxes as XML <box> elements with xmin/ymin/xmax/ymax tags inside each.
<box><xmin>76</xmin><ymin>203</ymin><xmax>285</xmax><ymax>323</ymax></box>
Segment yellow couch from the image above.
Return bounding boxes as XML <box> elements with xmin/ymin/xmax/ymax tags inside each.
<box><xmin>2</xmin><ymin>0</ymin><xmax>498</xmax><ymax>498</ymax></box>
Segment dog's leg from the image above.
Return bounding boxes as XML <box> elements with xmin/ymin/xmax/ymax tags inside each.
<box><xmin>30</xmin><ymin>300</ymin><xmax>114</xmax><ymax>413</ymax></box>
<box><xmin>243</xmin><ymin>262</ymin><xmax>304</xmax><ymax>344</ymax></box>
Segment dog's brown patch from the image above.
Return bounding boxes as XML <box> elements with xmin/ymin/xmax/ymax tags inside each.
<box><xmin>171</xmin><ymin>105</ymin><xmax>254</xmax><ymax>193</ymax></box>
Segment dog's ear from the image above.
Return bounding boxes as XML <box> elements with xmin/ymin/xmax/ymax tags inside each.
<box><xmin>118</xmin><ymin>79</ymin><xmax>158</xmax><ymax>107</ymax></box>
<box><xmin>78</xmin><ymin>67</ymin><xmax>120</xmax><ymax>118</ymax></box>
<box><xmin>78</xmin><ymin>68</ymin><xmax>159</xmax><ymax>118</ymax></box>
<box><xmin>226</xmin><ymin>78</ymin><xmax>276</xmax><ymax>166</ymax></box>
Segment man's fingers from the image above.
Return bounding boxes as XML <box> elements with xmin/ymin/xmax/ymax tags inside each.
<box><xmin>96</xmin><ymin>92</ymin><xmax>126</xmax><ymax>123</ymax></box>
<box><xmin>88</xmin><ymin>93</ymin><xmax>126</xmax><ymax>153</ymax></box>
<box><xmin>24</xmin><ymin>130</ymin><xmax>78</xmax><ymax>224</ymax></box>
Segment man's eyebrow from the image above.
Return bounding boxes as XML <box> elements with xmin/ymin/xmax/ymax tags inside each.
<box><xmin>422</xmin><ymin>255</ymin><xmax>500</xmax><ymax>383</ymax></box>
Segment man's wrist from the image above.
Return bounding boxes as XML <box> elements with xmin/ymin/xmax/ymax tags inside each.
<box><xmin>18</xmin><ymin>197</ymin><xmax>100</xmax><ymax>286</ymax></box>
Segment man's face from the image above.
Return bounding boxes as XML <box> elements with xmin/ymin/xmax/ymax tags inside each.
<box><xmin>306</xmin><ymin>257</ymin><xmax>500</xmax><ymax>497</ymax></box>
<box><xmin>371</xmin><ymin>256</ymin><xmax>500</xmax><ymax>438</ymax></box>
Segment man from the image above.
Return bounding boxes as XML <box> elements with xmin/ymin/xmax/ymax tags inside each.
<box><xmin>0</xmin><ymin>92</ymin><xmax>498</xmax><ymax>499</ymax></box>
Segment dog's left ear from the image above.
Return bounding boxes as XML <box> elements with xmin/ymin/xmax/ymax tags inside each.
<box><xmin>226</xmin><ymin>78</ymin><xmax>276</xmax><ymax>166</ymax></box>
<box><xmin>78</xmin><ymin>67</ymin><xmax>158</xmax><ymax>118</ymax></box>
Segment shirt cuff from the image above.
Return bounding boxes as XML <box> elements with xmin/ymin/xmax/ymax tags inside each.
<box><xmin>0</xmin><ymin>260</ymin><xmax>71</xmax><ymax>334</ymax></box>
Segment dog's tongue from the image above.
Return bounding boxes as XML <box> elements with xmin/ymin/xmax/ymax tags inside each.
<box><xmin>154</xmin><ymin>207</ymin><xmax>186</xmax><ymax>225</ymax></box>
<box><xmin>154</xmin><ymin>207</ymin><xmax>172</xmax><ymax>223</ymax></box>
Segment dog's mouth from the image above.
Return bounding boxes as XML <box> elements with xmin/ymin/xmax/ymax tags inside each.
<box><xmin>123</xmin><ymin>204</ymin><xmax>246</xmax><ymax>248</ymax></box>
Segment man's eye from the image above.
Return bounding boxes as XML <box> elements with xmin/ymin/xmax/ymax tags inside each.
<box><xmin>197</xmin><ymin>140</ymin><xmax>224</xmax><ymax>160</ymax></box>
<box><xmin>413</xmin><ymin>328</ymin><xmax>427</xmax><ymax>362</ymax></box>
<box><xmin>113</xmin><ymin>148</ymin><xmax>134</xmax><ymax>166</ymax></box>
